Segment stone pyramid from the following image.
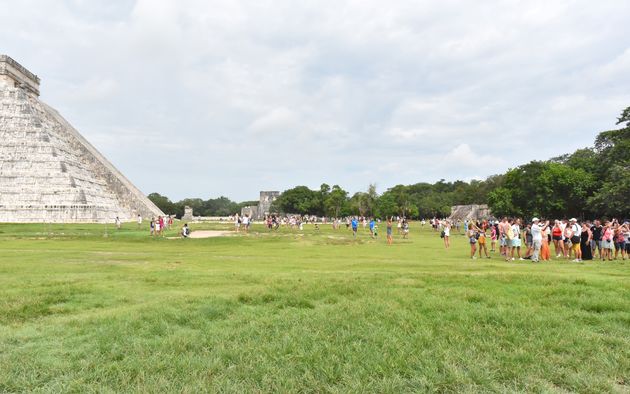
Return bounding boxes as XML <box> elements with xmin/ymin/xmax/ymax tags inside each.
<box><xmin>0</xmin><ymin>55</ymin><xmax>163</xmax><ymax>223</ymax></box>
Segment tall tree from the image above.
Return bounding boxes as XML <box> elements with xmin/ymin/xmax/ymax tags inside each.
<box><xmin>147</xmin><ymin>193</ymin><xmax>176</xmax><ymax>215</ymax></box>
<box><xmin>324</xmin><ymin>185</ymin><xmax>348</xmax><ymax>217</ymax></box>
<box><xmin>272</xmin><ymin>186</ymin><xmax>319</xmax><ymax>214</ymax></box>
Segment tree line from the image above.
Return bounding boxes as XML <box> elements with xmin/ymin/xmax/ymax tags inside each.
<box><xmin>146</xmin><ymin>194</ymin><xmax>258</xmax><ymax>218</ymax></box>
<box><xmin>149</xmin><ymin>107</ymin><xmax>629</xmax><ymax>220</ymax></box>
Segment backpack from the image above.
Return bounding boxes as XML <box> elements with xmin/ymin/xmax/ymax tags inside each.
<box><xmin>440</xmin><ymin>230</ymin><xmax>445</xmax><ymax>238</ymax></box>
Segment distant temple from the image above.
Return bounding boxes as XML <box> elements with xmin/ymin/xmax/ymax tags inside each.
<box><xmin>241</xmin><ymin>191</ymin><xmax>280</xmax><ymax>220</ymax></box>
<box><xmin>449</xmin><ymin>204</ymin><xmax>493</xmax><ymax>221</ymax></box>
<box><xmin>0</xmin><ymin>55</ymin><xmax>163</xmax><ymax>222</ymax></box>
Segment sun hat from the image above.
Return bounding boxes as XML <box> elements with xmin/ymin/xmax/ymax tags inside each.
<box><xmin>532</xmin><ymin>217</ymin><xmax>539</xmax><ymax>222</ymax></box>
<box><xmin>570</xmin><ymin>218</ymin><xmax>577</xmax><ymax>222</ymax></box>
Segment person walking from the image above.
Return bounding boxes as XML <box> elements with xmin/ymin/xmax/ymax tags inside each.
<box><xmin>351</xmin><ymin>217</ymin><xmax>358</xmax><ymax>238</ymax></box>
<box><xmin>475</xmin><ymin>224</ymin><xmax>490</xmax><ymax>258</ymax></box>
<box><xmin>155</xmin><ymin>216</ymin><xmax>161</xmax><ymax>237</ymax></box>
<box><xmin>402</xmin><ymin>219</ymin><xmax>410</xmax><ymax>239</ymax></box>
<box><xmin>242</xmin><ymin>215</ymin><xmax>250</xmax><ymax>233</ymax></box>
<box><xmin>369</xmin><ymin>218</ymin><xmax>376</xmax><ymax>239</ymax></box>
<box><xmin>443</xmin><ymin>221</ymin><xmax>451</xmax><ymax>249</ymax></box>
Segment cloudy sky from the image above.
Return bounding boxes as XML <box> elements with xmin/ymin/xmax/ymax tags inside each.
<box><xmin>2</xmin><ymin>0</ymin><xmax>629</xmax><ymax>201</ymax></box>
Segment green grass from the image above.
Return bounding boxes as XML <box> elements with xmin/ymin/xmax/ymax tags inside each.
<box><xmin>0</xmin><ymin>221</ymin><xmax>628</xmax><ymax>393</ymax></box>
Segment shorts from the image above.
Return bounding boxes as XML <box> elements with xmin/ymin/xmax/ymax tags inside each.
<box><xmin>511</xmin><ymin>239</ymin><xmax>521</xmax><ymax>248</ymax></box>
<box><xmin>572</xmin><ymin>243</ymin><xmax>580</xmax><ymax>252</ymax></box>
<box><xmin>478</xmin><ymin>237</ymin><xmax>486</xmax><ymax>245</ymax></box>
<box><xmin>386</xmin><ymin>228</ymin><xmax>392</xmax><ymax>236</ymax></box>
<box><xmin>552</xmin><ymin>235</ymin><xmax>562</xmax><ymax>241</ymax></box>
<box><xmin>591</xmin><ymin>240</ymin><xmax>601</xmax><ymax>250</ymax></box>
<box><xmin>601</xmin><ymin>240</ymin><xmax>614</xmax><ymax>250</ymax></box>
<box><xmin>526</xmin><ymin>241</ymin><xmax>533</xmax><ymax>247</ymax></box>
<box><xmin>626</xmin><ymin>243</ymin><xmax>630</xmax><ymax>253</ymax></box>
<box><xmin>500</xmin><ymin>238</ymin><xmax>508</xmax><ymax>247</ymax></box>
<box><xmin>615</xmin><ymin>241</ymin><xmax>626</xmax><ymax>251</ymax></box>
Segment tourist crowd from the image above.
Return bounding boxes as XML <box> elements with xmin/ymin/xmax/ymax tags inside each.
<box><xmin>437</xmin><ymin>217</ymin><xmax>629</xmax><ymax>262</ymax></box>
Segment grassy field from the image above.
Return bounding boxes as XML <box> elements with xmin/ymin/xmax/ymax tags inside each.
<box><xmin>0</xmin><ymin>221</ymin><xmax>628</xmax><ymax>393</ymax></box>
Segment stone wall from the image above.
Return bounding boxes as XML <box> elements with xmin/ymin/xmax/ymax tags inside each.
<box><xmin>240</xmin><ymin>205</ymin><xmax>258</xmax><ymax>219</ymax></box>
<box><xmin>258</xmin><ymin>191</ymin><xmax>279</xmax><ymax>219</ymax></box>
<box><xmin>449</xmin><ymin>204</ymin><xmax>493</xmax><ymax>221</ymax></box>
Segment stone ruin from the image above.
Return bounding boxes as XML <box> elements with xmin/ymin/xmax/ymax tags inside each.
<box><xmin>0</xmin><ymin>55</ymin><xmax>164</xmax><ymax>223</ymax></box>
<box><xmin>449</xmin><ymin>204</ymin><xmax>493</xmax><ymax>221</ymax></box>
<box><xmin>241</xmin><ymin>191</ymin><xmax>279</xmax><ymax>220</ymax></box>
<box><xmin>182</xmin><ymin>206</ymin><xmax>194</xmax><ymax>221</ymax></box>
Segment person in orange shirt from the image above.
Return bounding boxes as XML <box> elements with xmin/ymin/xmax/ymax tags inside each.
<box><xmin>540</xmin><ymin>222</ymin><xmax>551</xmax><ymax>261</ymax></box>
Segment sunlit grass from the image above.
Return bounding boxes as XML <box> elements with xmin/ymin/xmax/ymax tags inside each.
<box><xmin>0</xmin><ymin>221</ymin><xmax>628</xmax><ymax>392</ymax></box>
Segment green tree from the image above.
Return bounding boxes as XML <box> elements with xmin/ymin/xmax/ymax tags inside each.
<box><xmin>349</xmin><ymin>192</ymin><xmax>368</xmax><ymax>216</ymax></box>
<box><xmin>203</xmin><ymin>196</ymin><xmax>240</xmax><ymax>216</ymax></box>
<box><xmin>488</xmin><ymin>162</ymin><xmax>595</xmax><ymax>219</ymax></box>
<box><xmin>324</xmin><ymin>185</ymin><xmax>348</xmax><ymax>217</ymax></box>
<box><xmin>365</xmin><ymin>184</ymin><xmax>379</xmax><ymax>217</ymax></box>
<box><xmin>487</xmin><ymin>187</ymin><xmax>518</xmax><ymax>217</ymax></box>
<box><xmin>587</xmin><ymin>164</ymin><xmax>630</xmax><ymax>217</ymax></box>
<box><xmin>147</xmin><ymin>193</ymin><xmax>176</xmax><ymax>216</ymax></box>
<box><xmin>375</xmin><ymin>192</ymin><xmax>398</xmax><ymax>218</ymax></box>
<box><xmin>272</xmin><ymin>186</ymin><xmax>318</xmax><ymax>214</ymax></box>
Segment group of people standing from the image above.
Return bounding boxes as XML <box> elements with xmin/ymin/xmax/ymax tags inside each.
<box><xmin>149</xmin><ymin>215</ymin><xmax>173</xmax><ymax>236</ymax></box>
<box><xmin>440</xmin><ymin>217</ymin><xmax>629</xmax><ymax>262</ymax></box>
<box><xmin>233</xmin><ymin>214</ymin><xmax>251</xmax><ymax>232</ymax></box>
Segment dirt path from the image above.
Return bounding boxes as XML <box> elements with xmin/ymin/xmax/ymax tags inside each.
<box><xmin>188</xmin><ymin>230</ymin><xmax>232</xmax><ymax>239</ymax></box>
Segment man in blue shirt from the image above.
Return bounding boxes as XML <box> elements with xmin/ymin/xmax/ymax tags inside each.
<box><xmin>351</xmin><ymin>217</ymin><xmax>358</xmax><ymax>238</ymax></box>
<box><xmin>369</xmin><ymin>218</ymin><xmax>376</xmax><ymax>238</ymax></box>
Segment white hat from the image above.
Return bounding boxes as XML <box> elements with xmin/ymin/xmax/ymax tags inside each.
<box><xmin>532</xmin><ymin>217</ymin><xmax>539</xmax><ymax>222</ymax></box>
<box><xmin>570</xmin><ymin>218</ymin><xmax>577</xmax><ymax>222</ymax></box>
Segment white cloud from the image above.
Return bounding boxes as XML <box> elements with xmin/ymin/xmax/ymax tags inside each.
<box><xmin>249</xmin><ymin>107</ymin><xmax>300</xmax><ymax>135</ymax></box>
<box><xmin>0</xmin><ymin>0</ymin><xmax>628</xmax><ymax>200</ymax></box>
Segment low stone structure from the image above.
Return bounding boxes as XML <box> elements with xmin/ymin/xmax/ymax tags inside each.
<box><xmin>182</xmin><ymin>206</ymin><xmax>194</xmax><ymax>221</ymax></box>
<box><xmin>0</xmin><ymin>55</ymin><xmax>164</xmax><ymax>223</ymax></box>
<box><xmin>449</xmin><ymin>204</ymin><xmax>493</xmax><ymax>221</ymax></box>
<box><xmin>240</xmin><ymin>205</ymin><xmax>258</xmax><ymax>220</ymax></box>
